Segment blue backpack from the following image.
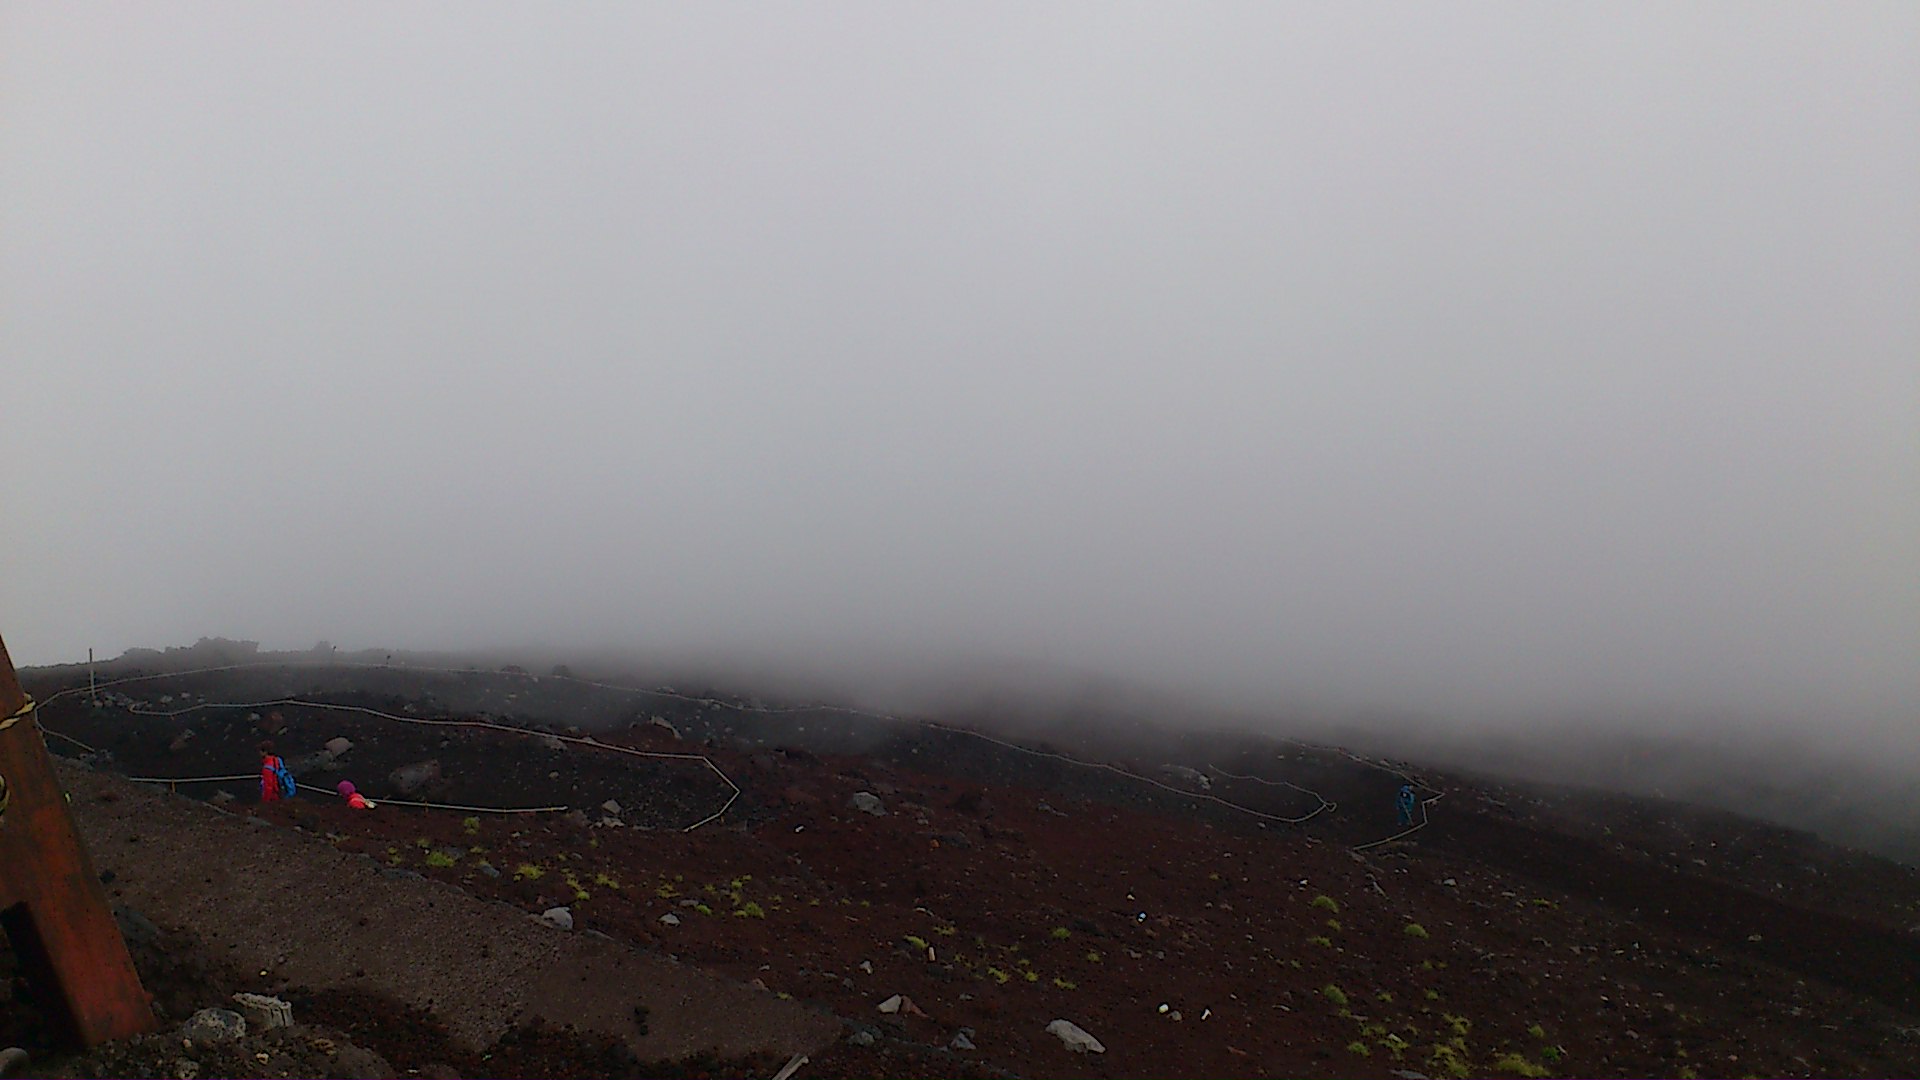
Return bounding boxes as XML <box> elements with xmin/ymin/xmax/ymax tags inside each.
<box><xmin>270</xmin><ymin>757</ymin><xmax>297</xmax><ymax>798</ymax></box>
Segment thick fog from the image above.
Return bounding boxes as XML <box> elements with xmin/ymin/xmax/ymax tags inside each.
<box><xmin>3</xmin><ymin>5</ymin><xmax>1915</xmax><ymax>756</ymax></box>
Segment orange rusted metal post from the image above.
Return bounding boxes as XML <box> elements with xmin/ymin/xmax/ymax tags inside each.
<box><xmin>0</xmin><ymin>633</ymin><xmax>156</xmax><ymax>1045</ymax></box>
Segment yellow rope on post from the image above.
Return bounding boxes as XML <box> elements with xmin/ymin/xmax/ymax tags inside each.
<box><xmin>0</xmin><ymin>698</ymin><xmax>33</xmax><ymax>819</ymax></box>
<box><xmin>0</xmin><ymin>696</ymin><xmax>35</xmax><ymax>733</ymax></box>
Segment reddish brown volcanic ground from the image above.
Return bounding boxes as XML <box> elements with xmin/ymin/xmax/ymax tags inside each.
<box><xmin>13</xmin><ymin>659</ymin><xmax>1920</xmax><ymax>1078</ymax></box>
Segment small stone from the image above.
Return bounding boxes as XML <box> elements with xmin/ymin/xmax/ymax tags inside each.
<box><xmin>538</xmin><ymin>907</ymin><xmax>574</xmax><ymax>931</ymax></box>
<box><xmin>601</xmin><ymin>799</ymin><xmax>622</xmax><ymax>815</ymax></box>
<box><xmin>848</xmin><ymin>1030</ymin><xmax>876</xmax><ymax>1047</ymax></box>
<box><xmin>476</xmin><ymin>861</ymin><xmax>500</xmax><ymax>878</ymax></box>
<box><xmin>877</xmin><ymin>994</ymin><xmax>904</xmax><ymax>1014</ymax></box>
<box><xmin>849</xmin><ymin>792</ymin><xmax>887</xmax><ymax>816</ymax></box>
<box><xmin>324</xmin><ymin>737</ymin><xmax>353</xmax><ymax>757</ymax></box>
<box><xmin>859</xmin><ymin>960</ymin><xmax>873</xmax><ymax>974</ymax></box>
<box><xmin>1046</xmin><ymin>1018</ymin><xmax>1104</xmax><ymax>1053</ymax></box>
<box><xmin>660</xmin><ymin>913</ymin><xmax>681</xmax><ymax>926</ymax></box>
<box><xmin>171</xmin><ymin>1057</ymin><xmax>199</xmax><ymax>1080</ymax></box>
<box><xmin>951</xmin><ymin>1028</ymin><xmax>976</xmax><ymax>1051</ymax></box>
<box><xmin>181</xmin><ymin>1008</ymin><xmax>247</xmax><ymax>1044</ymax></box>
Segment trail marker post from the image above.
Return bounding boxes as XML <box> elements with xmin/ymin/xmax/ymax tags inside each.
<box><xmin>0</xmin><ymin>632</ymin><xmax>156</xmax><ymax>1045</ymax></box>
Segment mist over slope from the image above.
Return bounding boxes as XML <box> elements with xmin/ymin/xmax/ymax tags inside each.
<box><xmin>5</xmin><ymin>5</ymin><xmax>1916</xmax><ymax>778</ymax></box>
<box><xmin>35</xmin><ymin>636</ymin><xmax>1920</xmax><ymax>868</ymax></box>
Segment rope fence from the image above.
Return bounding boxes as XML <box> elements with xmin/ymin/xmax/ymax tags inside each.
<box><xmin>34</xmin><ymin>657</ymin><xmax>1434</xmax><ymax>847</ymax></box>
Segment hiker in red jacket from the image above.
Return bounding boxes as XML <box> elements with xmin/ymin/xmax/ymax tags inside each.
<box><xmin>336</xmin><ymin>780</ymin><xmax>374</xmax><ymax>810</ymax></box>
<box><xmin>259</xmin><ymin>741</ymin><xmax>296</xmax><ymax>802</ymax></box>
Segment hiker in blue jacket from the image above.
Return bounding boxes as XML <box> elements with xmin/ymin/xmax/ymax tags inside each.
<box><xmin>1395</xmin><ymin>784</ymin><xmax>1418</xmax><ymax>826</ymax></box>
<box><xmin>259</xmin><ymin>741</ymin><xmax>297</xmax><ymax>802</ymax></box>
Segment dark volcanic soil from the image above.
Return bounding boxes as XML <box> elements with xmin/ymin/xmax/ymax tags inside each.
<box><xmin>14</xmin><ymin>659</ymin><xmax>1920</xmax><ymax>1078</ymax></box>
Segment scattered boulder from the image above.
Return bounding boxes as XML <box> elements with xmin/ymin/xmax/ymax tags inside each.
<box><xmin>850</xmin><ymin>792</ymin><xmax>887</xmax><ymax>817</ymax></box>
<box><xmin>324</xmin><ymin>737</ymin><xmax>353</xmax><ymax>757</ymax></box>
<box><xmin>387</xmin><ymin>759</ymin><xmax>441</xmax><ymax>796</ymax></box>
<box><xmin>660</xmin><ymin>913</ymin><xmax>681</xmax><ymax>927</ymax></box>
<box><xmin>601</xmin><ymin>799</ymin><xmax>623</xmax><ymax>816</ymax></box>
<box><xmin>876</xmin><ymin>994</ymin><xmax>928</xmax><ymax>1016</ymax></box>
<box><xmin>1046</xmin><ymin>1019</ymin><xmax>1105</xmax><ymax>1054</ymax></box>
<box><xmin>538</xmin><ymin>907</ymin><xmax>574</xmax><ymax>931</ymax></box>
<box><xmin>181</xmin><ymin>1008</ymin><xmax>247</xmax><ymax>1044</ymax></box>
<box><xmin>475</xmin><ymin>862</ymin><xmax>501</xmax><ymax>878</ymax></box>
<box><xmin>167</xmin><ymin>730</ymin><xmax>195</xmax><ymax>753</ymax></box>
<box><xmin>950</xmin><ymin>1028</ymin><xmax>977</xmax><ymax>1051</ymax></box>
<box><xmin>539</xmin><ymin>735</ymin><xmax>567</xmax><ymax>753</ymax></box>
<box><xmin>847</xmin><ymin>1030</ymin><xmax>876</xmax><ymax>1047</ymax></box>
<box><xmin>229</xmin><ymin>992</ymin><xmax>293</xmax><ymax>1031</ymax></box>
<box><xmin>647</xmin><ymin>717</ymin><xmax>681</xmax><ymax>739</ymax></box>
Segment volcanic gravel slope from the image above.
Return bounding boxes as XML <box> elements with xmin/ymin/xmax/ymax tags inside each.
<box><xmin>14</xmin><ymin>661</ymin><xmax>1920</xmax><ymax>1078</ymax></box>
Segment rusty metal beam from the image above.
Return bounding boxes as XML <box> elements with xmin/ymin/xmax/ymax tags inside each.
<box><xmin>0</xmin><ymin>633</ymin><xmax>156</xmax><ymax>1045</ymax></box>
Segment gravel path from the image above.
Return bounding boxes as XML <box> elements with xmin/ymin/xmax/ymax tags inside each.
<box><xmin>59</xmin><ymin>760</ymin><xmax>839</xmax><ymax>1062</ymax></box>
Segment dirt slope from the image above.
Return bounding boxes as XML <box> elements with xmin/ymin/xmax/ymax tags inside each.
<box><xmin>16</xmin><ymin>662</ymin><xmax>1920</xmax><ymax>1078</ymax></box>
<box><xmin>54</xmin><ymin>760</ymin><xmax>837</xmax><ymax>1063</ymax></box>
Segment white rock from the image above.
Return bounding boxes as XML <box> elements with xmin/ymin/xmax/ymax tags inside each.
<box><xmin>538</xmin><ymin>906</ymin><xmax>574</xmax><ymax>931</ymax></box>
<box><xmin>324</xmin><ymin>737</ymin><xmax>353</xmax><ymax>757</ymax></box>
<box><xmin>660</xmin><ymin>913</ymin><xmax>681</xmax><ymax>926</ymax></box>
<box><xmin>601</xmin><ymin>799</ymin><xmax>623</xmax><ymax>815</ymax></box>
<box><xmin>877</xmin><ymin>994</ymin><xmax>904</xmax><ymax>1014</ymax></box>
<box><xmin>1046</xmin><ymin>1019</ymin><xmax>1105</xmax><ymax>1054</ymax></box>
<box><xmin>230</xmin><ymin>992</ymin><xmax>293</xmax><ymax>1031</ymax></box>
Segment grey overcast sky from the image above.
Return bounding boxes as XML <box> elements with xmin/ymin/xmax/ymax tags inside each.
<box><xmin>3</xmin><ymin>4</ymin><xmax>1915</xmax><ymax>746</ymax></box>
